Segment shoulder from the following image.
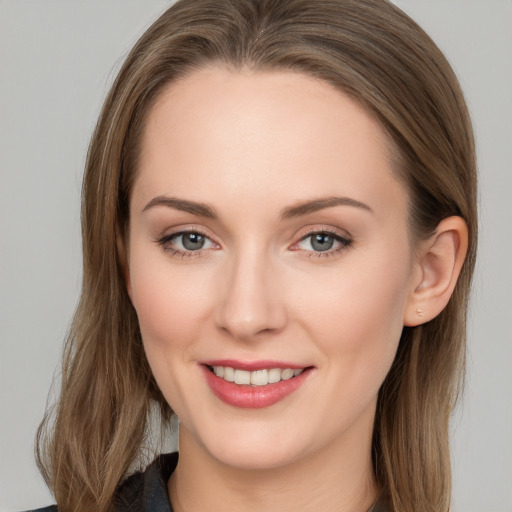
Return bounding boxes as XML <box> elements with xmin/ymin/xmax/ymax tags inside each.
<box><xmin>113</xmin><ymin>452</ymin><xmax>179</xmax><ymax>512</ymax></box>
<box><xmin>22</xmin><ymin>453</ymin><xmax>179</xmax><ymax>512</ymax></box>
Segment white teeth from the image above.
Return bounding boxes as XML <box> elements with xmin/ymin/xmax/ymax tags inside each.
<box><xmin>268</xmin><ymin>368</ymin><xmax>282</xmax><ymax>383</ymax></box>
<box><xmin>211</xmin><ymin>366</ymin><xmax>305</xmax><ymax>386</ymax></box>
<box><xmin>234</xmin><ymin>369</ymin><xmax>251</xmax><ymax>385</ymax></box>
<box><xmin>223</xmin><ymin>367</ymin><xmax>235</xmax><ymax>382</ymax></box>
<box><xmin>250</xmin><ymin>369</ymin><xmax>268</xmax><ymax>386</ymax></box>
<box><xmin>281</xmin><ymin>368</ymin><xmax>294</xmax><ymax>380</ymax></box>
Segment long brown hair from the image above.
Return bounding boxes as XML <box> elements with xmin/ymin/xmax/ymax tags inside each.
<box><xmin>36</xmin><ymin>1</ymin><xmax>477</xmax><ymax>511</ymax></box>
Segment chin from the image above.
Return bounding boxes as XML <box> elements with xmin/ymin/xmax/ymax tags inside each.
<box><xmin>208</xmin><ymin>439</ymin><xmax>306</xmax><ymax>471</ymax></box>
<box><xmin>182</xmin><ymin>417</ymin><xmax>313</xmax><ymax>471</ymax></box>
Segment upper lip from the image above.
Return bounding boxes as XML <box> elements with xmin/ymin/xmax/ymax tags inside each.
<box><xmin>201</xmin><ymin>359</ymin><xmax>309</xmax><ymax>371</ymax></box>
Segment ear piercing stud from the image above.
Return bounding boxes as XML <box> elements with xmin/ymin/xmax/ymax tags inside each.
<box><xmin>416</xmin><ymin>308</ymin><xmax>424</xmax><ymax>317</ymax></box>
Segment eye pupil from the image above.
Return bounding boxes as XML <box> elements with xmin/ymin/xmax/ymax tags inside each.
<box><xmin>311</xmin><ymin>233</ymin><xmax>334</xmax><ymax>251</ymax></box>
<box><xmin>182</xmin><ymin>233</ymin><xmax>205</xmax><ymax>250</ymax></box>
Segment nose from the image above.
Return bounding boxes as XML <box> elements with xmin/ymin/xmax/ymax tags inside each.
<box><xmin>215</xmin><ymin>249</ymin><xmax>288</xmax><ymax>340</ymax></box>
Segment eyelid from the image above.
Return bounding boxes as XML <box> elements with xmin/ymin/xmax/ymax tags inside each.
<box><xmin>156</xmin><ymin>224</ymin><xmax>219</xmax><ymax>242</ymax></box>
<box><xmin>292</xmin><ymin>225</ymin><xmax>352</xmax><ymax>243</ymax></box>
<box><xmin>171</xmin><ymin>232</ymin><xmax>217</xmax><ymax>250</ymax></box>
<box><xmin>155</xmin><ymin>224</ymin><xmax>352</xmax><ymax>259</ymax></box>
<box><xmin>155</xmin><ymin>225</ymin><xmax>221</xmax><ymax>257</ymax></box>
<box><xmin>289</xmin><ymin>226</ymin><xmax>353</xmax><ymax>256</ymax></box>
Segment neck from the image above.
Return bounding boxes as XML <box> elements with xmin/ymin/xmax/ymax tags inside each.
<box><xmin>168</xmin><ymin>421</ymin><xmax>379</xmax><ymax>512</ymax></box>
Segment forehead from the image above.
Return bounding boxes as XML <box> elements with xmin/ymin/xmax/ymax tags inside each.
<box><xmin>134</xmin><ymin>66</ymin><xmax>407</xmax><ymax>221</ymax></box>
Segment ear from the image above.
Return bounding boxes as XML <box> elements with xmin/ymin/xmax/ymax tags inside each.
<box><xmin>404</xmin><ymin>216</ymin><xmax>468</xmax><ymax>326</ymax></box>
<box><xmin>116</xmin><ymin>231</ymin><xmax>132</xmax><ymax>300</ymax></box>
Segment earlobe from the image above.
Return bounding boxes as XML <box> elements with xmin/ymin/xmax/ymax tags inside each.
<box><xmin>116</xmin><ymin>232</ymin><xmax>132</xmax><ymax>300</ymax></box>
<box><xmin>404</xmin><ymin>216</ymin><xmax>468</xmax><ymax>326</ymax></box>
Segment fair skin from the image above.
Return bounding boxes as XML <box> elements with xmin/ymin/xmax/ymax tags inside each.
<box><xmin>121</xmin><ymin>67</ymin><xmax>467</xmax><ymax>512</ymax></box>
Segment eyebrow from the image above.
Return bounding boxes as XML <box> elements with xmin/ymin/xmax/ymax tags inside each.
<box><xmin>280</xmin><ymin>196</ymin><xmax>373</xmax><ymax>220</ymax></box>
<box><xmin>142</xmin><ymin>194</ymin><xmax>372</xmax><ymax>219</ymax></box>
<box><xmin>142</xmin><ymin>196</ymin><xmax>217</xmax><ymax>218</ymax></box>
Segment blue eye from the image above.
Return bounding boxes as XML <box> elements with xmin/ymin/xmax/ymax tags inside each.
<box><xmin>297</xmin><ymin>231</ymin><xmax>351</xmax><ymax>253</ymax></box>
<box><xmin>158</xmin><ymin>231</ymin><xmax>216</xmax><ymax>254</ymax></box>
<box><xmin>310</xmin><ymin>233</ymin><xmax>335</xmax><ymax>251</ymax></box>
<box><xmin>174</xmin><ymin>232</ymin><xmax>207</xmax><ymax>251</ymax></box>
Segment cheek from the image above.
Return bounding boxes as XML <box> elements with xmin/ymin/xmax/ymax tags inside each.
<box><xmin>290</xmin><ymin>246</ymin><xmax>411</xmax><ymax>378</ymax></box>
<box><xmin>128</xmin><ymin>253</ymin><xmax>218</xmax><ymax>415</ymax></box>
<box><xmin>128</xmin><ymin>252</ymin><xmax>213</xmax><ymax>360</ymax></box>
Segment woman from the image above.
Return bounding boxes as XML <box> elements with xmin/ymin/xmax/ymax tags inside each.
<box><xmin>33</xmin><ymin>0</ymin><xmax>477</xmax><ymax>511</ymax></box>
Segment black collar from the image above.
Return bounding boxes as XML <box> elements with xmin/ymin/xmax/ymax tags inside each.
<box><xmin>114</xmin><ymin>452</ymin><xmax>178</xmax><ymax>512</ymax></box>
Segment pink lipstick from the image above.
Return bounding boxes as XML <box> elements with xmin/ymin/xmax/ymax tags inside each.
<box><xmin>201</xmin><ymin>360</ymin><xmax>313</xmax><ymax>409</ymax></box>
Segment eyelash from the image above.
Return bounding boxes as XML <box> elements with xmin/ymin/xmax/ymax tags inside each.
<box><xmin>156</xmin><ymin>230</ymin><xmax>217</xmax><ymax>259</ymax></box>
<box><xmin>156</xmin><ymin>228</ymin><xmax>353</xmax><ymax>259</ymax></box>
<box><xmin>291</xmin><ymin>229</ymin><xmax>353</xmax><ymax>259</ymax></box>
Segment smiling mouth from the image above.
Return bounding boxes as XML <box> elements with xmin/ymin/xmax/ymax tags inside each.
<box><xmin>205</xmin><ymin>365</ymin><xmax>306</xmax><ymax>387</ymax></box>
<box><xmin>202</xmin><ymin>363</ymin><xmax>314</xmax><ymax>408</ymax></box>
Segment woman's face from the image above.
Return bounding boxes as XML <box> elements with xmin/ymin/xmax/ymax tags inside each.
<box><xmin>126</xmin><ymin>67</ymin><xmax>419</xmax><ymax>470</ymax></box>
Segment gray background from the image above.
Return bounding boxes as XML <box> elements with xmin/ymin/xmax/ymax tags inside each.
<box><xmin>1</xmin><ymin>1</ymin><xmax>511</xmax><ymax>511</ymax></box>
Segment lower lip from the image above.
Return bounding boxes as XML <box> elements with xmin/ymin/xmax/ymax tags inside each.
<box><xmin>201</xmin><ymin>366</ymin><xmax>312</xmax><ymax>409</ymax></box>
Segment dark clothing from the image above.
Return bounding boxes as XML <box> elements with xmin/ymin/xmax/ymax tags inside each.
<box><xmin>114</xmin><ymin>452</ymin><xmax>178</xmax><ymax>512</ymax></box>
<box><xmin>24</xmin><ymin>453</ymin><xmax>177</xmax><ymax>512</ymax></box>
<box><xmin>27</xmin><ymin>452</ymin><xmax>387</xmax><ymax>511</ymax></box>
